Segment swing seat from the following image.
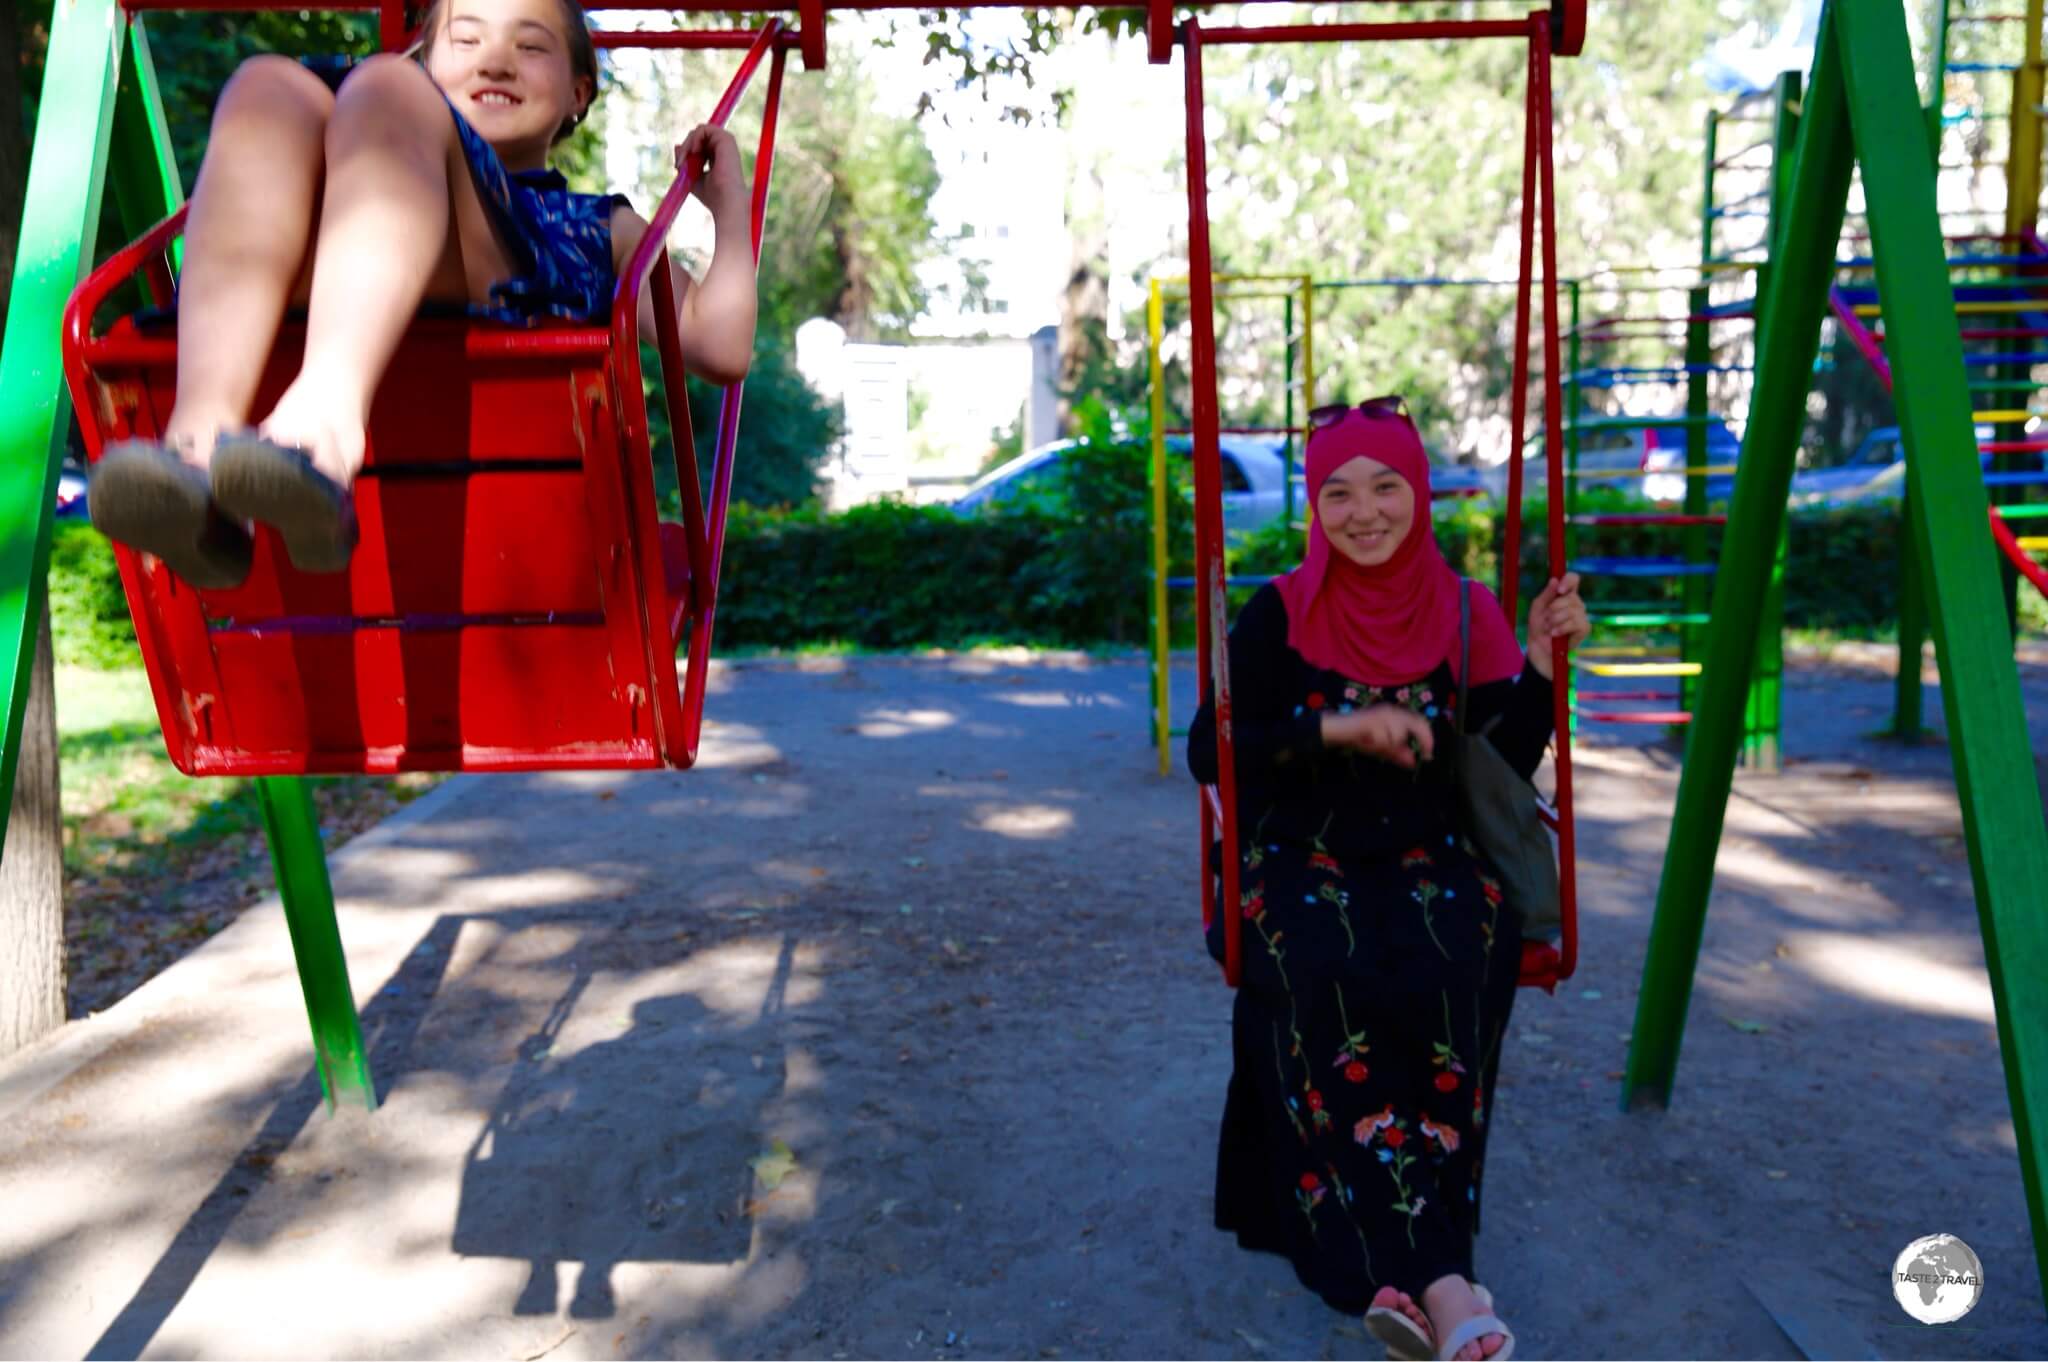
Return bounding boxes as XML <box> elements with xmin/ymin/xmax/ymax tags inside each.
<box><xmin>61</xmin><ymin>206</ymin><xmax>714</xmax><ymax>777</ymax></box>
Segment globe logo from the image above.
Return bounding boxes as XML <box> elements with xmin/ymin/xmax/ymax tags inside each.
<box><xmin>1892</xmin><ymin>1234</ymin><xmax>1984</xmax><ymax>1324</ymax></box>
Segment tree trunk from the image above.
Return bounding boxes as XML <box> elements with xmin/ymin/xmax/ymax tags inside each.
<box><xmin>1</xmin><ymin>604</ymin><xmax>66</xmax><ymax>1058</ymax></box>
<box><xmin>1056</xmin><ymin>158</ymin><xmax>1109</xmax><ymax>437</ymax></box>
<box><xmin>0</xmin><ymin>0</ymin><xmax>66</xmax><ymax>1058</ymax></box>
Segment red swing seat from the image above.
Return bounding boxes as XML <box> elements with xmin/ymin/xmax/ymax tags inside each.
<box><xmin>59</xmin><ymin>28</ymin><xmax>786</xmax><ymax>778</ymax></box>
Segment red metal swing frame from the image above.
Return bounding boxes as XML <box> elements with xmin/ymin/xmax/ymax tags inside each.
<box><xmin>62</xmin><ymin>19</ymin><xmax>791</xmax><ymax>776</ymax></box>
<box><xmin>1180</xmin><ymin>1</ymin><xmax>1586</xmax><ymax>993</ymax></box>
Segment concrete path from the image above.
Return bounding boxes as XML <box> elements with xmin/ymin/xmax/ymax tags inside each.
<box><xmin>0</xmin><ymin>651</ymin><xmax>2042</xmax><ymax>1359</ymax></box>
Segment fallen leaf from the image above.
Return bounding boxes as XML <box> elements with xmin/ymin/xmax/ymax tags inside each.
<box><xmin>597</xmin><ymin>791</ymin><xmax>616</xmax><ymax>802</ymax></box>
<box><xmin>750</xmin><ymin>1138</ymin><xmax>797</xmax><ymax>1191</ymax></box>
<box><xmin>904</xmin><ymin>856</ymin><xmax>926</xmax><ymax>869</ymax></box>
<box><xmin>1727</xmin><ymin>1018</ymin><xmax>1769</xmax><ymax>1034</ymax></box>
<box><xmin>1765</xmin><ymin>1169</ymin><xmax>1789</xmax><ymax>1180</ymax></box>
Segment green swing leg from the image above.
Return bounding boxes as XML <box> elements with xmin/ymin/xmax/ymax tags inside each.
<box><xmin>0</xmin><ymin>0</ymin><xmax>126</xmax><ymax>849</ymax></box>
<box><xmin>125</xmin><ymin>28</ymin><xmax>378</xmax><ymax>1114</ymax></box>
<box><xmin>259</xmin><ymin>778</ymin><xmax>376</xmax><ymax>1112</ymax></box>
<box><xmin>13</xmin><ymin>9</ymin><xmax>378</xmax><ymax>1111</ymax></box>
<box><xmin>1628</xmin><ymin>0</ymin><xmax>2048</xmax><ymax>1308</ymax></box>
<box><xmin>1891</xmin><ymin>482</ymin><xmax>1927</xmax><ymax>740</ymax></box>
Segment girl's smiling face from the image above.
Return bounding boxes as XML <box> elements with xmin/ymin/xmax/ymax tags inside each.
<box><xmin>1315</xmin><ymin>455</ymin><xmax>1416</xmax><ymax>568</ymax></box>
<box><xmin>424</xmin><ymin>0</ymin><xmax>593</xmax><ymax>172</ymax></box>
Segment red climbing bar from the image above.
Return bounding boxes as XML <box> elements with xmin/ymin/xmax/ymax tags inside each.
<box><xmin>1990</xmin><ymin>508</ymin><xmax>2048</xmax><ymax>598</ymax></box>
<box><xmin>1200</xmin><ymin>18</ymin><xmax>1530</xmax><ymax>44</ymax></box>
<box><xmin>1578</xmin><ymin>710</ymin><xmax>1694</xmax><ymax>725</ymax></box>
<box><xmin>594</xmin><ymin>27</ymin><xmax>803</xmax><ymax>48</ymax></box>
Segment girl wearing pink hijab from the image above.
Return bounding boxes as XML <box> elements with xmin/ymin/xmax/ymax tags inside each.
<box><xmin>1188</xmin><ymin>399</ymin><xmax>1588</xmax><ymax>1362</ymax></box>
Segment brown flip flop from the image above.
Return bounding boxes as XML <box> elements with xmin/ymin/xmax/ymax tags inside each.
<box><xmin>86</xmin><ymin>440</ymin><xmax>252</xmax><ymax>591</ymax></box>
<box><xmin>210</xmin><ymin>433</ymin><xmax>358</xmax><ymax>574</ymax></box>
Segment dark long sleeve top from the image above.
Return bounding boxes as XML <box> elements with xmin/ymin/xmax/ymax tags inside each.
<box><xmin>1186</xmin><ymin>584</ymin><xmax>1555</xmax><ymax>859</ymax></box>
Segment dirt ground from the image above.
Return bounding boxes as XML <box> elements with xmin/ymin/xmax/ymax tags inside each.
<box><xmin>0</xmin><ymin>646</ymin><xmax>2045</xmax><ymax>1359</ymax></box>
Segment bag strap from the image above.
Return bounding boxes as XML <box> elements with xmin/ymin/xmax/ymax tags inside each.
<box><xmin>1458</xmin><ymin>577</ymin><xmax>1472</xmax><ymax>737</ymax></box>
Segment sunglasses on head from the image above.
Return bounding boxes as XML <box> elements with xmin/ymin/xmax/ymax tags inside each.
<box><xmin>1307</xmin><ymin>395</ymin><xmax>1413</xmax><ymax>430</ymax></box>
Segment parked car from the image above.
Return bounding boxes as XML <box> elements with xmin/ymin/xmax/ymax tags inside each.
<box><xmin>1789</xmin><ymin>424</ymin><xmax>2023</xmax><ymax>508</ymax></box>
<box><xmin>955</xmin><ymin>434</ymin><xmax>1294</xmax><ymax>537</ymax></box>
<box><xmin>1789</xmin><ymin>426</ymin><xmax>1903</xmax><ymax>507</ymax></box>
<box><xmin>1491</xmin><ymin>417</ymin><xmax>1742</xmax><ymax>503</ymax></box>
<box><xmin>1629</xmin><ymin>418</ymin><xmax>1743</xmax><ymax>503</ymax></box>
<box><xmin>54</xmin><ymin>460</ymin><xmax>88</xmax><ymax>519</ymax></box>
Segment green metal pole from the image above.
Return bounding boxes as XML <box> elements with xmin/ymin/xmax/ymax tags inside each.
<box><xmin>1893</xmin><ymin>481</ymin><xmax>1928</xmax><ymax>739</ymax></box>
<box><xmin>1884</xmin><ymin>87</ymin><xmax>1933</xmax><ymax>745</ymax></box>
<box><xmin>107</xmin><ymin>18</ymin><xmax>184</xmax><ymax>244</ymax></box>
<box><xmin>258</xmin><ymin>778</ymin><xmax>375</xmax><ymax>1111</ymax></box>
<box><xmin>1624</xmin><ymin>2</ymin><xmax>1858</xmax><ymax>1112</ymax></box>
<box><xmin>1742</xmin><ymin>70</ymin><xmax>1803</xmax><ymax>775</ymax></box>
<box><xmin>1835</xmin><ymin>0</ymin><xmax>2048</xmax><ymax>1305</ymax></box>
<box><xmin>94</xmin><ymin>17</ymin><xmax>378</xmax><ymax>1112</ymax></box>
<box><xmin>0</xmin><ymin>0</ymin><xmax>125</xmax><ymax>854</ymax></box>
<box><xmin>1892</xmin><ymin>72</ymin><xmax>1944</xmax><ymax>743</ymax></box>
<box><xmin>1563</xmin><ymin>278</ymin><xmax>1581</xmax><ymax>731</ymax></box>
<box><xmin>1681</xmin><ymin>290</ymin><xmax>1709</xmax><ymax>721</ymax></box>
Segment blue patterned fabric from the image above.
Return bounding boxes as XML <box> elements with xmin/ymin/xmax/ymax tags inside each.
<box><xmin>445</xmin><ymin>99</ymin><xmax>633</xmax><ymax>326</ymax></box>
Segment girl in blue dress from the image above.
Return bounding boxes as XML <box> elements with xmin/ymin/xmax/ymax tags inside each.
<box><xmin>88</xmin><ymin>0</ymin><xmax>758</xmax><ymax>587</ymax></box>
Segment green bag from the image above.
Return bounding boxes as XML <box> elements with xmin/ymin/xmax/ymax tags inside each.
<box><xmin>1453</xmin><ymin>578</ymin><xmax>1561</xmax><ymax>940</ymax></box>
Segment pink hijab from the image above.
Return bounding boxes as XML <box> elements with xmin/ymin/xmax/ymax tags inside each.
<box><xmin>1275</xmin><ymin>406</ymin><xmax>1525</xmax><ymax>687</ymax></box>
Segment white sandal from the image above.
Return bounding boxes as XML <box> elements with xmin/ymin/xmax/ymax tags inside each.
<box><xmin>1364</xmin><ymin>1299</ymin><xmax>1435</xmax><ymax>1360</ymax></box>
<box><xmin>1436</xmin><ymin>1285</ymin><xmax>1514</xmax><ymax>1361</ymax></box>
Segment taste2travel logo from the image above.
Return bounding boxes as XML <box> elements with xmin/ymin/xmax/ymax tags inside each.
<box><xmin>1891</xmin><ymin>1234</ymin><xmax>1984</xmax><ymax>1325</ymax></box>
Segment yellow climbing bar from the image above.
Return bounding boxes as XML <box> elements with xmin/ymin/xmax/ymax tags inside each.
<box><xmin>1579</xmin><ymin>661</ymin><xmax>1704</xmax><ymax>678</ymax></box>
<box><xmin>2019</xmin><ymin>536</ymin><xmax>2048</xmax><ymax>553</ymax></box>
<box><xmin>1853</xmin><ymin>299</ymin><xmax>2048</xmax><ymax>315</ymax></box>
<box><xmin>1571</xmin><ymin>464</ymin><xmax>1739</xmax><ymax>480</ymax></box>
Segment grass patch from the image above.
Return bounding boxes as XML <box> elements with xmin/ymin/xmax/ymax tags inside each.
<box><xmin>55</xmin><ymin>664</ymin><xmax>442</xmax><ymax>1017</ymax></box>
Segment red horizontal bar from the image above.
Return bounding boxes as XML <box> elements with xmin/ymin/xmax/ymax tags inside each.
<box><xmin>85</xmin><ymin>320</ymin><xmax>611</xmax><ymax>365</ymax></box>
<box><xmin>593</xmin><ymin>27</ymin><xmax>800</xmax><ymax>47</ymax></box>
<box><xmin>1198</xmin><ymin>18</ymin><xmax>1533</xmax><ymax>44</ymax></box>
<box><xmin>1981</xmin><ymin>439</ymin><xmax>2048</xmax><ymax>453</ymax></box>
<box><xmin>1577</xmin><ymin>710</ymin><xmax>1693</xmax><ymax>725</ymax></box>
<box><xmin>1577</xmin><ymin>690</ymin><xmax>1680</xmax><ymax>701</ymax></box>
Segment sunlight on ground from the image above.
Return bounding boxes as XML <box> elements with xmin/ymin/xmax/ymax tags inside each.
<box><xmin>1784</xmin><ymin>930</ymin><xmax>1997</xmax><ymax>1024</ymax></box>
<box><xmin>971</xmin><ymin>802</ymin><xmax>1075</xmax><ymax>839</ymax></box>
<box><xmin>693</xmin><ymin>721</ymin><xmax>784</xmax><ymax>769</ymax></box>
<box><xmin>988</xmin><ymin>690</ymin><xmax>1127</xmax><ymax>710</ymax></box>
<box><xmin>854</xmin><ymin>708</ymin><xmax>958</xmax><ymax>738</ymax></box>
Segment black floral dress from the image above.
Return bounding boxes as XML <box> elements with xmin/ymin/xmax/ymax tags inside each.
<box><xmin>1187</xmin><ymin>584</ymin><xmax>1553</xmax><ymax>1311</ymax></box>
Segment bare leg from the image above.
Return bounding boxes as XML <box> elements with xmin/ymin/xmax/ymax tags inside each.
<box><xmin>163</xmin><ymin>56</ymin><xmax>334</xmax><ymax>464</ymax></box>
<box><xmin>257</xmin><ymin>53</ymin><xmax>511</xmax><ymax>485</ymax></box>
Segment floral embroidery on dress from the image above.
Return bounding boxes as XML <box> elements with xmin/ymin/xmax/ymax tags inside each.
<box><xmin>1418</xmin><ymin>1112</ymin><xmax>1462</xmax><ymax>1157</ymax></box>
<box><xmin>1412</xmin><ymin>879</ymin><xmax>1450</xmax><ymax>958</ymax></box>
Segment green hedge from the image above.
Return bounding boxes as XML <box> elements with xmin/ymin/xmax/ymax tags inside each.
<box><xmin>41</xmin><ymin>485</ymin><xmax>2017</xmax><ymax>667</ymax></box>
